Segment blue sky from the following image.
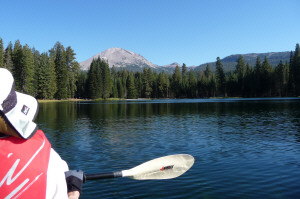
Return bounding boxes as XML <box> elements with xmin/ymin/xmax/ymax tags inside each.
<box><xmin>1</xmin><ymin>0</ymin><xmax>299</xmax><ymax>66</ymax></box>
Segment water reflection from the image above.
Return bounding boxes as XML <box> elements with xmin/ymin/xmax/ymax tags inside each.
<box><xmin>36</xmin><ymin>98</ymin><xmax>300</xmax><ymax>199</ymax></box>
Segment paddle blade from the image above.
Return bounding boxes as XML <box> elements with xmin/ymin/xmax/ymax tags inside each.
<box><xmin>122</xmin><ymin>154</ymin><xmax>194</xmax><ymax>180</ymax></box>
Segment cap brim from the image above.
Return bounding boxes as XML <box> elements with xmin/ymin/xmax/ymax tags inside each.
<box><xmin>4</xmin><ymin>92</ymin><xmax>39</xmax><ymax>139</ymax></box>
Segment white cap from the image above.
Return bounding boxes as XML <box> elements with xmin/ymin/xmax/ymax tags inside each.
<box><xmin>0</xmin><ymin>68</ymin><xmax>38</xmax><ymax>139</ymax></box>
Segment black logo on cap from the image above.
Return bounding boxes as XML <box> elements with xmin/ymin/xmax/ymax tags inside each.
<box><xmin>21</xmin><ymin>105</ymin><xmax>30</xmax><ymax>115</ymax></box>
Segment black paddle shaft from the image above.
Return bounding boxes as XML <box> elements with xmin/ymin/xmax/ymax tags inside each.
<box><xmin>85</xmin><ymin>171</ymin><xmax>123</xmax><ymax>180</ymax></box>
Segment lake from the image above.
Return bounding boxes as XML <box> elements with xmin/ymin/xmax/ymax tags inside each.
<box><xmin>36</xmin><ymin>98</ymin><xmax>300</xmax><ymax>199</ymax></box>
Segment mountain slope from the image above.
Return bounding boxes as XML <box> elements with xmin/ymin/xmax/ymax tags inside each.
<box><xmin>80</xmin><ymin>48</ymin><xmax>158</xmax><ymax>71</ymax></box>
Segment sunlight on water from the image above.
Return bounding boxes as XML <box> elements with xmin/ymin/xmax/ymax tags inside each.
<box><xmin>36</xmin><ymin>98</ymin><xmax>300</xmax><ymax>199</ymax></box>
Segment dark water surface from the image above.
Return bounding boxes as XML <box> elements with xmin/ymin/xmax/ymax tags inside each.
<box><xmin>36</xmin><ymin>98</ymin><xmax>300</xmax><ymax>199</ymax></box>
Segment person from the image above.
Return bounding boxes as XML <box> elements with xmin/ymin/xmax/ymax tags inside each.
<box><xmin>0</xmin><ymin>68</ymin><xmax>84</xmax><ymax>199</ymax></box>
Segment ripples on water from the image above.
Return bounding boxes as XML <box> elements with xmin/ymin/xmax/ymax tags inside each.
<box><xmin>36</xmin><ymin>98</ymin><xmax>300</xmax><ymax>199</ymax></box>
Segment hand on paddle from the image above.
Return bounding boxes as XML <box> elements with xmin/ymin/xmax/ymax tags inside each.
<box><xmin>65</xmin><ymin>170</ymin><xmax>86</xmax><ymax>199</ymax></box>
<box><xmin>66</xmin><ymin>154</ymin><xmax>194</xmax><ymax>198</ymax></box>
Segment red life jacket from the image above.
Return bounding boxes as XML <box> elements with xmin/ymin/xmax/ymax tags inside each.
<box><xmin>0</xmin><ymin>130</ymin><xmax>51</xmax><ymax>199</ymax></box>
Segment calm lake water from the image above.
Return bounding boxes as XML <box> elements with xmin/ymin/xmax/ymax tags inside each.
<box><xmin>36</xmin><ymin>98</ymin><xmax>300</xmax><ymax>199</ymax></box>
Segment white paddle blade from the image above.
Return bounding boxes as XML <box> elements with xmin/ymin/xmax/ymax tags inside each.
<box><xmin>122</xmin><ymin>154</ymin><xmax>194</xmax><ymax>180</ymax></box>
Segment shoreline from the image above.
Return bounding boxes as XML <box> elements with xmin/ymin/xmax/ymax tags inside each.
<box><xmin>38</xmin><ymin>96</ymin><xmax>300</xmax><ymax>103</ymax></box>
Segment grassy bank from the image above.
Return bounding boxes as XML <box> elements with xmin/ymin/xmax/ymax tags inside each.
<box><xmin>38</xmin><ymin>96</ymin><xmax>300</xmax><ymax>103</ymax></box>
<box><xmin>38</xmin><ymin>98</ymin><xmax>125</xmax><ymax>103</ymax></box>
<box><xmin>38</xmin><ymin>99</ymin><xmax>89</xmax><ymax>103</ymax></box>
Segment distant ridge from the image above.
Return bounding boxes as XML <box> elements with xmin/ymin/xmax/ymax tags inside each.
<box><xmin>80</xmin><ymin>48</ymin><xmax>291</xmax><ymax>73</ymax></box>
<box><xmin>195</xmin><ymin>51</ymin><xmax>291</xmax><ymax>72</ymax></box>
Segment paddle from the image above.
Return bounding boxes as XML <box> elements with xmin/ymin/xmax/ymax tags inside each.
<box><xmin>85</xmin><ymin>154</ymin><xmax>194</xmax><ymax>180</ymax></box>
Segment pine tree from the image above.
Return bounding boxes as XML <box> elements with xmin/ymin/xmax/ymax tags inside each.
<box><xmin>112</xmin><ymin>79</ymin><xmax>118</xmax><ymax>98</ymax></box>
<box><xmin>21</xmin><ymin>44</ymin><xmax>35</xmax><ymax>95</ymax></box>
<box><xmin>261</xmin><ymin>57</ymin><xmax>273</xmax><ymax>96</ymax></box>
<box><xmin>48</xmin><ymin>55</ymin><xmax>58</xmax><ymax>98</ymax></box>
<box><xmin>37</xmin><ymin>53</ymin><xmax>57</xmax><ymax>99</ymax></box>
<box><xmin>121</xmin><ymin>70</ymin><xmax>128</xmax><ymax>98</ymax></box>
<box><xmin>235</xmin><ymin>55</ymin><xmax>246</xmax><ymax>96</ymax></box>
<box><xmin>151</xmin><ymin>72</ymin><xmax>158</xmax><ymax>98</ymax></box>
<box><xmin>12</xmin><ymin>42</ymin><xmax>35</xmax><ymax>95</ymax></box>
<box><xmin>32</xmin><ymin>48</ymin><xmax>40</xmax><ymax>97</ymax></box>
<box><xmin>127</xmin><ymin>72</ymin><xmax>137</xmax><ymax>99</ymax></box>
<box><xmin>215</xmin><ymin>57</ymin><xmax>226</xmax><ymax>96</ymax></box>
<box><xmin>189</xmin><ymin>70</ymin><xmax>197</xmax><ymax>98</ymax></box>
<box><xmin>197</xmin><ymin>71</ymin><xmax>206</xmax><ymax>97</ymax></box>
<box><xmin>101</xmin><ymin>59</ymin><xmax>112</xmax><ymax>99</ymax></box>
<box><xmin>162</xmin><ymin>72</ymin><xmax>170</xmax><ymax>98</ymax></box>
<box><xmin>202</xmin><ymin>64</ymin><xmax>214</xmax><ymax>97</ymax></box>
<box><xmin>209</xmin><ymin>75</ymin><xmax>217</xmax><ymax>97</ymax></box>
<box><xmin>288</xmin><ymin>51</ymin><xmax>295</xmax><ymax>95</ymax></box>
<box><xmin>66</xmin><ymin>46</ymin><xmax>80</xmax><ymax>98</ymax></box>
<box><xmin>204</xmin><ymin>64</ymin><xmax>212</xmax><ymax>78</ymax></box>
<box><xmin>111</xmin><ymin>66</ymin><xmax>119</xmax><ymax>98</ymax></box>
<box><xmin>87</xmin><ymin>59</ymin><xmax>97</xmax><ymax>99</ymax></box>
<box><xmin>135</xmin><ymin>72</ymin><xmax>143</xmax><ymax>98</ymax></box>
<box><xmin>4</xmin><ymin>42</ymin><xmax>14</xmax><ymax>71</ymax></box>
<box><xmin>226</xmin><ymin>71</ymin><xmax>238</xmax><ymax>96</ymax></box>
<box><xmin>283</xmin><ymin>62</ymin><xmax>289</xmax><ymax>96</ymax></box>
<box><xmin>87</xmin><ymin>58</ymin><xmax>102</xmax><ymax>99</ymax></box>
<box><xmin>181</xmin><ymin>63</ymin><xmax>188</xmax><ymax>97</ymax></box>
<box><xmin>76</xmin><ymin>71</ymin><xmax>88</xmax><ymax>99</ymax></box>
<box><xmin>254</xmin><ymin>57</ymin><xmax>262</xmax><ymax>96</ymax></box>
<box><xmin>12</xmin><ymin>40</ymin><xmax>23</xmax><ymax>91</ymax></box>
<box><xmin>117</xmin><ymin>78</ymin><xmax>124</xmax><ymax>98</ymax></box>
<box><xmin>164</xmin><ymin>73</ymin><xmax>170</xmax><ymax>98</ymax></box>
<box><xmin>157</xmin><ymin>72</ymin><xmax>166</xmax><ymax>98</ymax></box>
<box><xmin>52</xmin><ymin>42</ymin><xmax>69</xmax><ymax>99</ymax></box>
<box><xmin>171</xmin><ymin>65</ymin><xmax>181</xmax><ymax>98</ymax></box>
<box><xmin>244</xmin><ymin>63</ymin><xmax>254</xmax><ymax>97</ymax></box>
<box><xmin>142</xmin><ymin>68</ymin><xmax>153</xmax><ymax>98</ymax></box>
<box><xmin>293</xmin><ymin>44</ymin><xmax>300</xmax><ymax>95</ymax></box>
<box><xmin>0</xmin><ymin>38</ymin><xmax>4</xmax><ymax>68</ymax></box>
<box><xmin>274</xmin><ymin>61</ymin><xmax>285</xmax><ymax>96</ymax></box>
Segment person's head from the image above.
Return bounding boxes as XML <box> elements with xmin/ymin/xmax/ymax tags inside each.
<box><xmin>0</xmin><ymin>68</ymin><xmax>39</xmax><ymax>139</ymax></box>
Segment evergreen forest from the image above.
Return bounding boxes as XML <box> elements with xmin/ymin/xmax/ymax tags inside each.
<box><xmin>1</xmin><ymin>38</ymin><xmax>300</xmax><ymax>100</ymax></box>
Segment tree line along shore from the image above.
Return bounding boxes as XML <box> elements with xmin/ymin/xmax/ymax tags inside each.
<box><xmin>1</xmin><ymin>38</ymin><xmax>300</xmax><ymax>100</ymax></box>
